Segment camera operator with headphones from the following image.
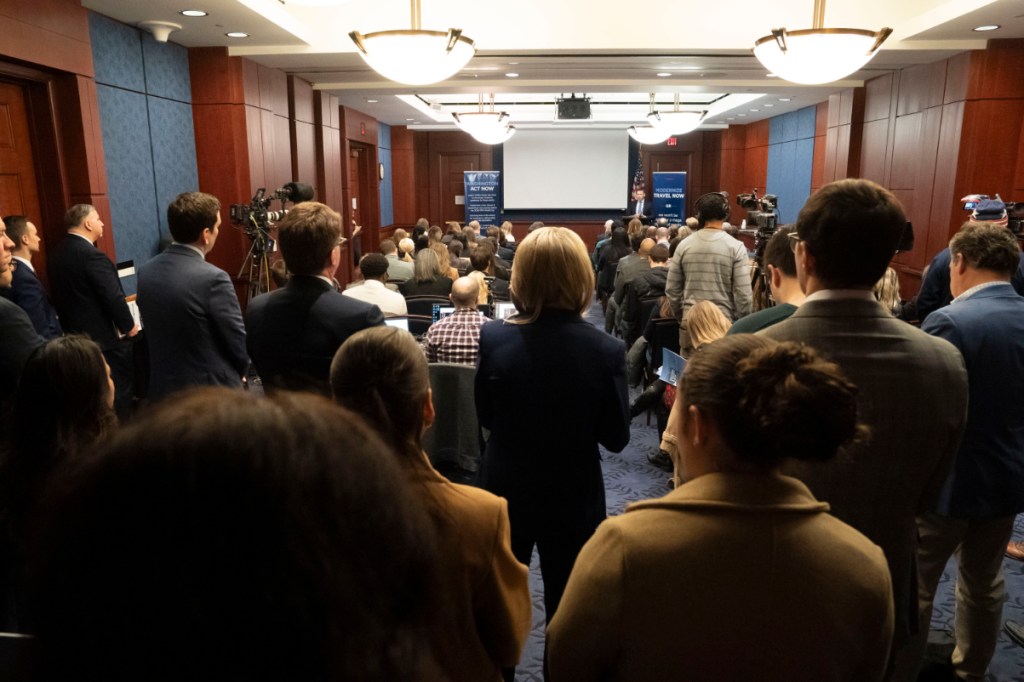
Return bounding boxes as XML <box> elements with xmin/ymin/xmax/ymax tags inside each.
<box><xmin>665</xmin><ymin>192</ymin><xmax>753</xmax><ymax>354</ymax></box>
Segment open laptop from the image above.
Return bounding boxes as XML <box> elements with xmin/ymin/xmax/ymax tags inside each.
<box><xmin>431</xmin><ymin>304</ymin><xmax>456</xmax><ymax>324</ymax></box>
<box><xmin>493</xmin><ymin>301</ymin><xmax>518</xmax><ymax>321</ymax></box>
<box><xmin>384</xmin><ymin>317</ymin><xmax>409</xmax><ymax>331</ymax></box>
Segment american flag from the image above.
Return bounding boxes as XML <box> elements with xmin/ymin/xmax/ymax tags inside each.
<box><xmin>632</xmin><ymin>146</ymin><xmax>644</xmax><ymax>195</ymax></box>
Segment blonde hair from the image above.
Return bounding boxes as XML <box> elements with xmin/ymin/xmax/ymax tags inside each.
<box><xmin>627</xmin><ymin>218</ymin><xmax>645</xmax><ymax>240</ymax></box>
<box><xmin>873</xmin><ymin>267</ymin><xmax>901</xmax><ymax>316</ymax></box>
<box><xmin>684</xmin><ymin>300</ymin><xmax>731</xmax><ymax>348</ymax></box>
<box><xmin>509</xmin><ymin>227</ymin><xmax>594</xmax><ymax>324</ymax></box>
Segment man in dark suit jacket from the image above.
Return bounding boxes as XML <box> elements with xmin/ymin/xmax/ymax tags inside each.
<box><xmin>137</xmin><ymin>192</ymin><xmax>249</xmax><ymax>403</ymax></box>
<box><xmin>48</xmin><ymin>204</ymin><xmax>138</xmax><ymax>416</ymax></box>
<box><xmin>906</xmin><ymin>222</ymin><xmax>1024</xmax><ymax>681</ymax></box>
<box><xmin>759</xmin><ymin>179</ymin><xmax>968</xmax><ymax>662</ymax></box>
<box><xmin>2</xmin><ymin>215</ymin><xmax>61</xmax><ymax>339</ymax></box>
<box><xmin>0</xmin><ymin>216</ymin><xmax>44</xmax><ymax>404</ymax></box>
<box><xmin>626</xmin><ymin>189</ymin><xmax>653</xmax><ymax>224</ymax></box>
<box><xmin>246</xmin><ymin>201</ymin><xmax>383</xmax><ymax>395</ymax></box>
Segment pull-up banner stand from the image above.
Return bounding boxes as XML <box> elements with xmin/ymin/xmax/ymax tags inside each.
<box><xmin>464</xmin><ymin>171</ymin><xmax>501</xmax><ymax>229</ymax></box>
<box><xmin>652</xmin><ymin>172</ymin><xmax>686</xmax><ymax>224</ymax></box>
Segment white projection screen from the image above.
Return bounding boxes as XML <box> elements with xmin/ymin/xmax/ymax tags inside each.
<box><xmin>502</xmin><ymin>129</ymin><xmax>629</xmax><ymax>210</ymax></box>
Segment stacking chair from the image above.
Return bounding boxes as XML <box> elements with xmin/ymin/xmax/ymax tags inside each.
<box><xmin>404</xmin><ymin>295</ymin><xmax>451</xmax><ymax>318</ymax></box>
<box><xmin>423</xmin><ymin>363</ymin><xmax>481</xmax><ymax>485</ymax></box>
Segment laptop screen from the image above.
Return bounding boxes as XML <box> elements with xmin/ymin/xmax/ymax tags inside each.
<box><xmin>384</xmin><ymin>317</ymin><xmax>409</xmax><ymax>331</ymax></box>
<box><xmin>493</xmin><ymin>301</ymin><xmax>518</xmax><ymax>320</ymax></box>
<box><xmin>431</xmin><ymin>304</ymin><xmax>456</xmax><ymax>324</ymax></box>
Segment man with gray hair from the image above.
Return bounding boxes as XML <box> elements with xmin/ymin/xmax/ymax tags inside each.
<box><xmin>421</xmin><ymin>276</ymin><xmax>487</xmax><ymax>365</ymax></box>
<box><xmin>901</xmin><ymin>221</ymin><xmax>1024</xmax><ymax>681</ymax></box>
<box><xmin>48</xmin><ymin>204</ymin><xmax>138</xmax><ymax>416</ymax></box>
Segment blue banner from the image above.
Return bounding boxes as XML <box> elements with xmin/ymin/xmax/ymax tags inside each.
<box><xmin>464</xmin><ymin>171</ymin><xmax>501</xmax><ymax>228</ymax></box>
<box><xmin>652</xmin><ymin>172</ymin><xmax>686</xmax><ymax>224</ymax></box>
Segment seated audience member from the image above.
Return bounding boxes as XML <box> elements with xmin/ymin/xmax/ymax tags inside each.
<box><xmin>4</xmin><ymin>336</ymin><xmax>115</xmax><ymax>537</ymax></box>
<box><xmin>427</xmin><ymin>225</ymin><xmax>443</xmax><ymax>244</ymax></box>
<box><xmin>619</xmin><ymin>243</ymin><xmax>672</xmax><ymax>345</ymax></box>
<box><xmin>0</xmin><ymin>216</ymin><xmax>44</xmax><ymax>405</ymax></box>
<box><xmin>2</xmin><ymin>215</ymin><xmax>61</xmax><ymax>339</ymax></box>
<box><xmin>246</xmin><ymin>203</ymin><xmax>384</xmax><ymax>395</ymax></box>
<box><xmin>626</xmin><ymin>217</ymin><xmax>645</xmax><ymax>244</ymax></box>
<box><xmin>448</xmin><ymin>239</ymin><xmax>471</xmax><ymax>273</ymax></box>
<box><xmin>343</xmin><ymin>254</ymin><xmax>407</xmax><ymax>317</ymax></box>
<box><xmin>430</xmin><ymin>241</ymin><xmax>460</xmax><ymax>281</ymax></box>
<box><xmin>462</xmin><ymin>225</ymin><xmax>480</xmax><ymax>248</ymax></box>
<box><xmin>392</xmin><ymin>227</ymin><xmax>409</xmax><ymax>244</ymax></box>
<box><xmin>591</xmin><ymin>220</ymin><xmax>614</xmax><ymax>268</ymax></box>
<box><xmin>398</xmin><ymin>237</ymin><xmax>415</xmax><ymax>262</ymax></box>
<box><xmin>399</xmin><ymin>249</ymin><xmax>454</xmax><ymax>298</ymax></box>
<box><xmin>380</xmin><ymin>238</ymin><xmax>414</xmax><ymax>281</ymax></box>
<box><xmin>548</xmin><ymin>335</ymin><xmax>893</xmax><ymax>682</ymax></box>
<box><xmin>332</xmin><ymin>327</ymin><xmax>531</xmax><ymax>681</ymax></box>
<box><xmin>500</xmin><ymin>221</ymin><xmax>516</xmax><ymax>246</ymax></box>
<box><xmin>468</xmin><ymin>245</ymin><xmax>510</xmax><ymax>304</ymax></box>
<box><xmin>487</xmin><ymin>226</ymin><xmax>515</xmax><ymax>262</ymax></box>
<box><xmin>596</xmin><ymin>227</ymin><xmax>631</xmax><ymax>309</ymax></box>
<box><xmin>421</xmin><ymin>277</ymin><xmax>487</xmax><ymax>365</ymax></box>
<box><xmin>444</xmin><ymin>221</ymin><xmax>462</xmax><ymax>244</ymax></box>
<box><xmin>728</xmin><ymin>226</ymin><xmax>805</xmax><ymax>334</ymax></box>
<box><xmin>412</xmin><ymin>217</ymin><xmax>429</xmax><ymax>239</ymax></box>
<box><xmin>873</xmin><ymin>266</ymin><xmax>903</xmax><ymax>317</ymax></box>
<box><xmin>654</xmin><ymin>226</ymin><xmax>670</xmax><ymax>245</ymax></box>
<box><xmin>26</xmin><ymin>389</ymin><xmax>444</xmax><ymax>681</ymax></box>
<box><xmin>608</xmin><ymin>238</ymin><xmax>655</xmax><ymax>334</ymax></box>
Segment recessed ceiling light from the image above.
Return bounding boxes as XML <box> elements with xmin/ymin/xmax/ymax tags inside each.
<box><xmin>405</xmin><ymin>118</ymin><xmax>415</xmax><ymax>121</ymax></box>
<box><xmin>508</xmin><ymin>62</ymin><xmax>519</xmax><ymax>65</ymax></box>
<box><xmin>366</xmin><ymin>99</ymin><xmax>378</xmax><ymax>103</ymax></box>
<box><xmin>656</xmin><ymin>72</ymin><xmax>672</xmax><ymax>77</ymax></box>
<box><xmin>749</xmin><ymin>108</ymin><xmax>759</xmax><ymax>112</ymax></box>
<box><xmin>413</xmin><ymin>121</ymin><xmax>421</xmax><ymax>124</ymax></box>
<box><xmin>677</xmin><ymin>66</ymin><xmax>701</xmax><ymax>71</ymax></box>
<box><xmin>505</xmin><ymin>72</ymin><xmax>519</xmax><ymax>78</ymax></box>
<box><xmin>738</xmin><ymin>113</ymin><xmax>747</xmax><ymax>117</ymax></box>
<box><xmin>225</xmin><ymin>31</ymin><xmax>248</xmax><ymax>38</ymax></box>
<box><xmin>727</xmin><ymin>117</ymin><xmax>735</xmax><ymax>120</ymax></box>
<box><xmin>763</xmin><ymin>103</ymin><xmax>774</xmax><ymax>107</ymax></box>
<box><xmin>778</xmin><ymin>97</ymin><xmax>791</xmax><ymax>102</ymax></box>
<box><xmin>973</xmin><ymin>24</ymin><xmax>1000</xmax><ymax>32</ymax></box>
<box><xmin>179</xmin><ymin>10</ymin><xmax>207</xmax><ymax>17</ymax></box>
<box><xmin>766</xmin><ymin>73</ymin><xmax>778</xmax><ymax>77</ymax></box>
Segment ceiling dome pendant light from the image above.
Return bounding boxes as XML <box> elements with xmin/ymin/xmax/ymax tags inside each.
<box><xmin>349</xmin><ymin>0</ymin><xmax>476</xmax><ymax>86</ymax></box>
<box><xmin>628</xmin><ymin>94</ymin><xmax>672</xmax><ymax>144</ymax></box>
<box><xmin>753</xmin><ymin>0</ymin><xmax>891</xmax><ymax>85</ymax></box>
<box><xmin>453</xmin><ymin>94</ymin><xmax>516</xmax><ymax>145</ymax></box>
<box><xmin>647</xmin><ymin>94</ymin><xmax>706</xmax><ymax>135</ymax></box>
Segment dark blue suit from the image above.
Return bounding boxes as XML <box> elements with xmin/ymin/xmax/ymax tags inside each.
<box><xmin>0</xmin><ymin>297</ymin><xmax>43</xmax><ymax>403</ymax></box>
<box><xmin>2</xmin><ymin>260</ymin><xmax>62</xmax><ymax>339</ymax></box>
<box><xmin>137</xmin><ymin>244</ymin><xmax>250</xmax><ymax>402</ymax></box>
<box><xmin>245</xmin><ymin>275</ymin><xmax>384</xmax><ymax>396</ymax></box>
<box><xmin>475</xmin><ymin>310</ymin><xmax>629</xmax><ymax>621</ymax></box>
<box><xmin>921</xmin><ymin>283</ymin><xmax>1024</xmax><ymax>517</ymax></box>
<box><xmin>915</xmin><ymin>248</ymin><xmax>1024</xmax><ymax>320</ymax></box>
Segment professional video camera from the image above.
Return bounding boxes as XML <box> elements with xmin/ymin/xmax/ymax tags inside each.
<box><xmin>231</xmin><ymin>181</ymin><xmax>315</xmax><ymax>301</ymax></box>
<box><xmin>961</xmin><ymin>194</ymin><xmax>1024</xmax><ymax>236</ymax></box>
<box><xmin>736</xmin><ymin>190</ymin><xmax>779</xmax><ymax>263</ymax></box>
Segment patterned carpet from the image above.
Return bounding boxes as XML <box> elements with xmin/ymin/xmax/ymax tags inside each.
<box><xmin>511</xmin><ymin>298</ymin><xmax>1024</xmax><ymax>681</ymax></box>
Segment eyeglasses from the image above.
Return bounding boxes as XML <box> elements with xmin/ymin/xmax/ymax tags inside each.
<box><xmin>788</xmin><ymin>232</ymin><xmax>804</xmax><ymax>252</ymax></box>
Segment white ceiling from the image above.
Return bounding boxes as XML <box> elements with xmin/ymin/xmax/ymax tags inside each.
<box><xmin>82</xmin><ymin>0</ymin><xmax>1024</xmax><ymax>129</ymax></box>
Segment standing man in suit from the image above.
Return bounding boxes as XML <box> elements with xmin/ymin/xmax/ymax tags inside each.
<box><xmin>902</xmin><ymin>222</ymin><xmax>1024</xmax><ymax>681</ymax></box>
<box><xmin>0</xmin><ymin>215</ymin><xmax>44</xmax><ymax>404</ymax></box>
<box><xmin>246</xmin><ymin>202</ymin><xmax>384</xmax><ymax>395</ymax></box>
<box><xmin>137</xmin><ymin>192</ymin><xmax>249</xmax><ymax>403</ymax></box>
<box><xmin>759</xmin><ymin>178</ymin><xmax>968</xmax><ymax>666</ymax></box>
<box><xmin>626</xmin><ymin>189</ymin><xmax>652</xmax><ymax>224</ymax></box>
<box><xmin>2</xmin><ymin>215</ymin><xmax>61</xmax><ymax>339</ymax></box>
<box><xmin>48</xmin><ymin>204</ymin><xmax>138</xmax><ymax>417</ymax></box>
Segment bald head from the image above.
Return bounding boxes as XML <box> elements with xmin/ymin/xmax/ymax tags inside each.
<box><xmin>450</xmin><ymin>276</ymin><xmax>480</xmax><ymax>308</ymax></box>
<box><xmin>638</xmin><ymin>238</ymin><xmax>655</xmax><ymax>257</ymax></box>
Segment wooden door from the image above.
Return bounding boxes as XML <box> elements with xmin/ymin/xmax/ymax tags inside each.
<box><xmin>438</xmin><ymin>152</ymin><xmax>482</xmax><ymax>225</ymax></box>
<box><xmin>0</xmin><ymin>80</ymin><xmax>47</xmax><ymax>286</ymax></box>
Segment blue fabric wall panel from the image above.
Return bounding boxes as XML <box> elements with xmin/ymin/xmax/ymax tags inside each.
<box><xmin>781</xmin><ymin>111</ymin><xmax>799</xmax><ymax>143</ymax></box>
<box><xmin>378</xmin><ymin>123</ymin><xmax>391</xmax><ymax>150</ymax></box>
<box><xmin>792</xmin><ymin>138</ymin><xmax>814</xmax><ymax>217</ymax></box>
<box><xmin>141</xmin><ymin>34</ymin><xmax>192</xmax><ymax>102</ymax></box>
<box><xmin>89</xmin><ymin>13</ymin><xmax>145</xmax><ymax>91</ymax></box>
<box><xmin>95</xmin><ymin>84</ymin><xmax>158</xmax><ymax>291</ymax></box>
<box><xmin>797</xmin><ymin>106</ymin><xmax>816</xmax><ymax>140</ymax></box>
<box><xmin>148</xmin><ymin>96</ymin><xmax>200</xmax><ymax>240</ymax></box>
<box><xmin>379</xmin><ymin>147</ymin><xmax>394</xmax><ymax>227</ymax></box>
<box><xmin>770</xmin><ymin>115</ymin><xmax>787</xmax><ymax>145</ymax></box>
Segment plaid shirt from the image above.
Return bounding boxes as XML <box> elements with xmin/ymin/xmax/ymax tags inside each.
<box><xmin>422</xmin><ymin>308</ymin><xmax>487</xmax><ymax>365</ymax></box>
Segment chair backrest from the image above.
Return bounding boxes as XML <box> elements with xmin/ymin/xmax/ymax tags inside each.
<box><xmin>647</xmin><ymin>316</ymin><xmax>681</xmax><ymax>379</ymax></box>
<box><xmin>405</xmin><ymin>295</ymin><xmax>451</xmax><ymax>318</ymax></box>
<box><xmin>423</xmin><ymin>363</ymin><xmax>481</xmax><ymax>483</ymax></box>
<box><xmin>597</xmin><ymin>260</ymin><xmax>618</xmax><ymax>294</ymax></box>
<box><xmin>626</xmin><ymin>295</ymin><xmax>663</xmax><ymax>347</ymax></box>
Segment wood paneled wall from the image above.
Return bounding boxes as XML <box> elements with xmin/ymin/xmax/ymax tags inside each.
<box><xmin>703</xmin><ymin>120</ymin><xmax>770</xmax><ymax>224</ymax></box>
<box><xmin>0</xmin><ymin>0</ymin><xmax>116</xmax><ymax>261</ymax></box>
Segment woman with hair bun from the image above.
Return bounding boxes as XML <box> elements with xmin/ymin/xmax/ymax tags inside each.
<box><xmin>549</xmin><ymin>335</ymin><xmax>894</xmax><ymax>682</ymax></box>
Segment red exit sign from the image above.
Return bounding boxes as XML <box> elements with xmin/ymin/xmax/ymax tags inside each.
<box><xmin>667</xmin><ymin>137</ymin><xmax>677</xmax><ymax>146</ymax></box>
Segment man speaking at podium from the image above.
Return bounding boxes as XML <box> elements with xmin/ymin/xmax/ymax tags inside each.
<box><xmin>626</xmin><ymin>189</ymin><xmax>652</xmax><ymax>225</ymax></box>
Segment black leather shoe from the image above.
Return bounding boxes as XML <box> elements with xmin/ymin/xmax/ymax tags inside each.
<box><xmin>1006</xmin><ymin>621</ymin><xmax>1024</xmax><ymax>648</ymax></box>
<box><xmin>647</xmin><ymin>450</ymin><xmax>673</xmax><ymax>472</ymax></box>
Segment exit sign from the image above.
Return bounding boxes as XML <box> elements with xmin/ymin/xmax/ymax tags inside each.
<box><xmin>667</xmin><ymin>137</ymin><xmax>677</xmax><ymax>146</ymax></box>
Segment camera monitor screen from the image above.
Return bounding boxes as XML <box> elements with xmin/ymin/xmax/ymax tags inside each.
<box><xmin>493</xmin><ymin>302</ymin><xmax>518</xmax><ymax>320</ymax></box>
<box><xmin>431</xmin><ymin>304</ymin><xmax>456</xmax><ymax>324</ymax></box>
<box><xmin>384</xmin><ymin>317</ymin><xmax>409</xmax><ymax>332</ymax></box>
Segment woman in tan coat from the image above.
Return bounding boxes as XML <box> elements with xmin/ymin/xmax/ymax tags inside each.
<box><xmin>331</xmin><ymin>326</ymin><xmax>532</xmax><ymax>682</ymax></box>
<box><xmin>548</xmin><ymin>335</ymin><xmax>894</xmax><ymax>682</ymax></box>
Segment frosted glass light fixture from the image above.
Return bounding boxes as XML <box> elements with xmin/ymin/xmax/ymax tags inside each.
<box><xmin>647</xmin><ymin>94</ymin><xmax>705</xmax><ymax>135</ymax></box>
<box><xmin>627</xmin><ymin>125</ymin><xmax>671</xmax><ymax>145</ymax></box>
<box><xmin>753</xmin><ymin>0</ymin><xmax>891</xmax><ymax>84</ymax></box>
<box><xmin>453</xmin><ymin>95</ymin><xmax>515</xmax><ymax>145</ymax></box>
<box><xmin>349</xmin><ymin>0</ymin><xmax>475</xmax><ymax>85</ymax></box>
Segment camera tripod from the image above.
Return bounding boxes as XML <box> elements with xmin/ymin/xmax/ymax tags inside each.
<box><xmin>238</xmin><ymin>234</ymin><xmax>273</xmax><ymax>303</ymax></box>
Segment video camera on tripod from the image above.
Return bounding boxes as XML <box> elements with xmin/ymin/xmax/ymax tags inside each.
<box><xmin>736</xmin><ymin>190</ymin><xmax>779</xmax><ymax>265</ymax></box>
<box><xmin>961</xmin><ymin>194</ymin><xmax>1024</xmax><ymax>236</ymax></box>
<box><xmin>230</xmin><ymin>181</ymin><xmax>315</xmax><ymax>301</ymax></box>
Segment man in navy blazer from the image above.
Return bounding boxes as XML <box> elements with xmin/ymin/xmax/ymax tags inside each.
<box><xmin>137</xmin><ymin>192</ymin><xmax>249</xmax><ymax>403</ymax></box>
<box><xmin>905</xmin><ymin>222</ymin><xmax>1024</xmax><ymax>681</ymax></box>
<box><xmin>2</xmin><ymin>215</ymin><xmax>61</xmax><ymax>339</ymax></box>
<box><xmin>245</xmin><ymin>201</ymin><xmax>383</xmax><ymax>396</ymax></box>
<box><xmin>0</xmin><ymin>215</ymin><xmax>44</xmax><ymax>404</ymax></box>
<box><xmin>49</xmin><ymin>204</ymin><xmax>138</xmax><ymax>416</ymax></box>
